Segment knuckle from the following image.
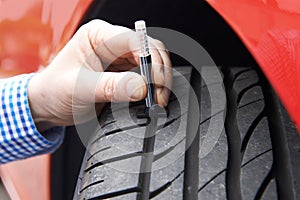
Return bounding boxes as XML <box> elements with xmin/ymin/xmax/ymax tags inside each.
<box><xmin>161</xmin><ymin>100</ymin><xmax>168</xmax><ymax>107</ymax></box>
<box><xmin>101</xmin><ymin>76</ymin><xmax>115</xmax><ymax>101</ymax></box>
<box><xmin>154</xmin><ymin>39</ymin><xmax>166</xmax><ymax>49</ymax></box>
<box><xmin>77</xmin><ymin>19</ymin><xmax>105</xmax><ymax>36</ymax></box>
<box><xmin>86</xmin><ymin>19</ymin><xmax>103</xmax><ymax>28</ymax></box>
<box><xmin>158</xmin><ymin>96</ymin><xmax>168</xmax><ymax>107</ymax></box>
<box><xmin>76</xmin><ymin>23</ymin><xmax>91</xmax><ymax>39</ymax></box>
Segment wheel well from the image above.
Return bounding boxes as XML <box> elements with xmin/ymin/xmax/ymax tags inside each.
<box><xmin>80</xmin><ymin>0</ymin><xmax>258</xmax><ymax>67</ymax></box>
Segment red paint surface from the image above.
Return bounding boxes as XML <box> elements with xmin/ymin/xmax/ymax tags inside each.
<box><xmin>206</xmin><ymin>0</ymin><xmax>300</xmax><ymax>132</ymax></box>
<box><xmin>0</xmin><ymin>155</ymin><xmax>51</xmax><ymax>200</ymax></box>
<box><xmin>0</xmin><ymin>0</ymin><xmax>92</xmax><ymax>77</ymax></box>
<box><xmin>0</xmin><ymin>0</ymin><xmax>92</xmax><ymax>199</ymax></box>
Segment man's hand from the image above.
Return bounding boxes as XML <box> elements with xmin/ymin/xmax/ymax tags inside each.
<box><xmin>27</xmin><ymin>20</ymin><xmax>172</xmax><ymax>131</ymax></box>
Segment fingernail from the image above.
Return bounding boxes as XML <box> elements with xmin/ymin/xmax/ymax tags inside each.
<box><xmin>126</xmin><ymin>78</ymin><xmax>145</xmax><ymax>100</ymax></box>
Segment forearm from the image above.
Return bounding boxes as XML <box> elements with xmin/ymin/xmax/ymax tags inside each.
<box><xmin>0</xmin><ymin>74</ymin><xmax>64</xmax><ymax>164</ymax></box>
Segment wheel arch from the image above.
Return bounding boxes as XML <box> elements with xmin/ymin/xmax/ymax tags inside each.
<box><xmin>205</xmin><ymin>0</ymin><xmax>300</xmax><ymax>131</ymax></box>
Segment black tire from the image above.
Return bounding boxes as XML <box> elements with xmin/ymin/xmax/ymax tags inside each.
<box><xmin>73</xmin><ymin>66</ymin><xmax>300</xmax><ymax>200</ymax></box>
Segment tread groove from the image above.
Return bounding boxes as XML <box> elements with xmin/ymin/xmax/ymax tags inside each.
<box><xmin>200</xmin><ymin>98</ymin><xmax>263</xmax><ymax>126</ymax></box>
<box><xmin>198</xmin><ymin>169</ymin><xmax>226</xmax><ymax>192</ymax></box>
<box><xmin>87</xmin><ymin>187</ymin><xmax>139</xmax><ymax>200</ymax></box>
<box><xmin>109</xmin><ymin>93</ymin><xmax>179</xmax><ymax>114</ymax></box>
<box><xmin>240</xmin><ymin>110</ymin><xmax>266</xmax><ymax>156</ymax></box>
<box><xmin>222</xmin><ymin>67</ymin><xmax>242</xmax><ymax>200</ymax></box>
<box><xmin>87</xmin><ymin>146</ymin><xmax>111</xmax><ymax>161</ymax></box>
<box><xmin>79</xmin><ymin>180</ymin><xmax>104</xmax><ymax>194</ymax></box>
<box><xmin>254</xmin><ymin>167</ymin><xmax>275</xmax><ymax>200</ymax></box>
<box><xmin>98</xmin><ymin>120</ymin><xmax>116</xmax><ymax>130</ymax></box>
<box><xmin>91</xmin><ymin>122</ymin><xmax>149</xmax><ymax>145</ymax></box>
<box><xmin>241</xmin><ymin>149</ymin><xmax>272</xmax><ymax>168</ymax></box>
<box><xmin>91</xmin><ymin>112</ymin><xmax>185</xmax><ymax>145</ymax></box>
<box><xmin>198</xmin><ymin>149</ymin><xmax>273</xmax><ymax>193</ymax></box>
<box><xmin>84</xmin><ymin>151</ymin><xmax>143</xmax><ymax>172</ymax></box>
<box><xmin>183</xmin><ymin>68</ymin><xmax>201</xmax><ymax>200</ymax></box>
<box><xmin>233</xmin><ymin>68</ymin><xmax>254</xmax><ymax>82</ymax></box>
<box><xmin>153</xmin><ymin>137</ymin><xmax>185</xmax><ymax>162</ymax></box>
<box><xmin>149</xmin><ymin>171</ymin><xmax>184</xmax><ymax>199</ymax></box>
<box><xmin>261</xmin><ymin>76</ymin><xmax>295</xmax><ymax>199</ymax></box>
<box><xmin>237</xmin><ymin>82</ymin><xmax>260</xmax><ymax>104</ymax></box>
<box><xmin>137</xmin><ymin>111</ymin><xmax>159</xmax><ymax>200</ymax></box>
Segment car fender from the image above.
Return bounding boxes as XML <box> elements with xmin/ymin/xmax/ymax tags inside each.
<box><xmin>206</xmin><ymin>0</ymin><xmax>300</xmax><ymax>131</ymax></box>
<box><xmin>0</xmin><ymin>0</ymin><xmax>92</xmax><ymax>199</ymax></box>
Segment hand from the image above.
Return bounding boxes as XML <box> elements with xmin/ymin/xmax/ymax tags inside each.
<box><xmin>27</xmin><ymin>20</ymin><xmax>172</xmax><ymax>131</ymax></box>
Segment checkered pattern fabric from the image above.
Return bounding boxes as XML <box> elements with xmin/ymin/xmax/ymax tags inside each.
<box><xmin>0</xmin><ymin>74</ymin><xmax>63</xmax><ymax>164</ymax></box>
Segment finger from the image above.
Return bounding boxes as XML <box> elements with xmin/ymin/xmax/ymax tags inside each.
<box><xmin>106</xmin><ymin>64</ymin><xmax>140</xmax><ymax>73</ymax></box>
<box><xmin>95</xmin><ymin>71</ymin><xmax>147</xmax><ymax>102</ymax></box>
<box><xmin>155</xmin><ymin>58</ymin><xmax>172</xmax><ymax>107</ymax></box>
<box><xmin>151</xmin><ymin>39</ymin><xmax>172</xmax><ymax>86</ymax></box>
<box><xmin>156</xmin><ymin>67</ymin><xmax>172</xmax><ymax>107</ymax></box>
<box><xmin>78</xmin><ymin>20</ymin><xmax>139</xmax><ymax>65</ymax></box>
<box><xmin>156</xmin><ymin>87</ymin><xmax>170</xmax><ymax>107</ymax></box>
<box><xmin>149</xmin><ymin>44</ymin><xmax>165</xmax><ymax>87</ymax></box>
<box><xmin>149</xmin><ymin>39</ymin><xmax>172</xmax><ymax>107</ymax></box>
<box><xmin>151</xmin><ymin>39</ymin><xmax>172</xmax><ymax>72</ymax></box>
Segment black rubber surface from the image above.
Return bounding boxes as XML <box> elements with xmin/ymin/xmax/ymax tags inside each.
<box><xmin>73</xmin><ymin>66</ymin><xmax>300</xmax><ymax>200</ymax></box>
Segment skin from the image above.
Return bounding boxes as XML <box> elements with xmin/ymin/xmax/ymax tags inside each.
<box><xmin>27</xmin><ymin>20</ymin><xmax>172</xmax><ymax>132</ymax></box>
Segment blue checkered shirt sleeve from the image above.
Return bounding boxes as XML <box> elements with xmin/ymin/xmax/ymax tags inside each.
<box><xmin>0</xmin><ymin>74</ymin><xmax>64</xmax><ymax>164</ymax></box>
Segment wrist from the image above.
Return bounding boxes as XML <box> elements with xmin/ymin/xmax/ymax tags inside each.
<box><xmin>27</xmin><ymin>74</ymin><xmax>55</xmax><ymax>132</ymax></box>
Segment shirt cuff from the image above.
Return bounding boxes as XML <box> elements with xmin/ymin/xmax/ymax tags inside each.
<box><xmin>0</xmin><ymin>74</ymin><xmax>64</xmax><ymax>164</ymax></box>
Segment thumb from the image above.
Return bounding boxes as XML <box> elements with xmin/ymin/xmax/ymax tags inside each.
<box><xmin>95</xmin><ymin>72</ymin><xmax>147</xmax><ymax>102</ymax></box>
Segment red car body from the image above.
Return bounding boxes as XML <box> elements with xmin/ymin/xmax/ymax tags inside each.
<box><xmin>207</xmin><ymin>0</ymin><xmax>300</xmax><ymax>135</ymax></box>
<box><xmin>0</xmin><ymin>0</ymin><xmax>299</xmax><ymax>199</ymax></box>
<box><xmin>0</xmin><ymin>0</ymin><xmax>91</xmax><ymax>199</ymax></box>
